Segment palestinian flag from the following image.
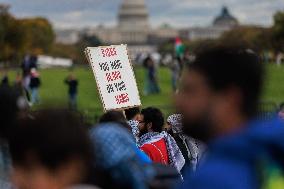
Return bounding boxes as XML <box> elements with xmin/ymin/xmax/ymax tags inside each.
<box><xmin>175</xmin><ymin>37</ymin><xmax>185</xmax><ymax>58</ymax></box>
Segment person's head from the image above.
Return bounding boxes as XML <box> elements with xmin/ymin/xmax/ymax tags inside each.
<box><xmin>89</xmin><ymin>123</ymin><xmax>153</xmax><ymax>189</ymax></box>
<box><xmin>68</xmin><ymin>73</ymin><xmax>76</xmax><ymax>80</ymax></box>
<box><xmin>99</xmin><ymin>110</ymin><xmax>130</xmax><ymax>131</ymax></box>
<box><xmin>124</xmin><ymin>107</ymin><xmax>141</xmax><ymax>121</ymax></box>
<box><xmin>30</xmin><ymin>68</ymin><xmax>39</xmax><ymax>77</ymax></box>
<box><xmin>9</xmin><ymin>109</ymin><xmax>92</xmax><ymax>189</ymax></box>
<box><xmin>175</xmin><ymin>46</ymin><xmax>264</xmax><ymax>142</ymax></box>
<box><xmin>139</xmin><ymin>107</ymin><xmax>164</xmax><ymax>136</ymax></box>
<box><xmin>166</xmin><ymin>114</ymin><xmax>183</xmax><ymax>135</ymax></box>
<box><xmin>0</xmin><ymin>86</ymin><xmax>20</xmax><ymax>140</ymax></box>
<box><xmin>144</xmin><ymin>56</ymin><xmax>154</xmax><ymax>67</ymax></box>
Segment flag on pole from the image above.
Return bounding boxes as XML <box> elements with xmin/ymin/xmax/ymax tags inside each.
<box><xmin>175</xmin><ymin>37</ymin><xmax>185</xmax><ymax>58</ymax></box>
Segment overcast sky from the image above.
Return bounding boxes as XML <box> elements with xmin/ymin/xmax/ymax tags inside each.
<box><xmin>1</xmin><ymin>0</ymin><xmax>283</xmax><ymax>29</ymax></box>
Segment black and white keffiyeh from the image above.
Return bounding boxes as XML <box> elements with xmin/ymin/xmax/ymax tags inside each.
<box><xmin>128</xmin><ymin>120</ymin><xmax>140</xmax><ymax>143</ymax></box>
<box><xmin>138</xmin><ymin>131</ymin><xmax>185</xmax><ymax>172</ymax></box>
<box><xmin>167</xmin><ymin>114</ymin><xmax>183</xmax><ymax>134</ymax></box>
<box><xmin>167</xmin><ymin>114</ymin><xmax>205</xmax><ymax>171</ymax></box>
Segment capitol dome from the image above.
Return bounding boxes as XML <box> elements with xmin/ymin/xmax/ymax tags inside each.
<box><xmin>118</xmin><ymin>0</ymin><xmax>150</xmax><ymax>44</ymax></box>
<box><xmin>118</xmin><ymin>0</ymin><xmax>149</xmax><ymax>30</ymax></box>
<box><xmin>213</xmin><ymin>6</ymin><xmax>239</xmax><ymax>28</ymax></box>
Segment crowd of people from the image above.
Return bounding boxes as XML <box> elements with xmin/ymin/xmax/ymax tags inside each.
<box><xmin>0</xmin><ymin>54</ymin><xmax>80</xmax><ymax>110</ymax></box>
<box><xmin>1</xmin><ymin>46</ymin><xmax>284</xmax><ymax>189</ymax></box>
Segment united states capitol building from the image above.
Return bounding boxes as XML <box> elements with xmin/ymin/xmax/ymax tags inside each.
<box><xmin>56</xmin><ymin>0</ymin><xmax>239</xmax><ymax>55</ymax></box>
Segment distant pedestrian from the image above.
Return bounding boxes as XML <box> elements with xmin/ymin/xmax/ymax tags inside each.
<box><xmin>143</xmin><ymin>56</ymin><xmax>160</xmax><ymax>95</ymax></box>
<box><xmin>21</xmin><ymin>54</ymin><xmax>31</xmax><ymax>77</ymax></box>
<box><xmin>169</xmin><ymin>58</ymin><xmax>181</xmax><ymax>91</ymax></box>
<box><xmin>276</xmin><ymin>52</ymin><xmax>283</xmax><ymax>66</ymax></box>
<box><xmin>29</xmin><ymin>68</ymin><xmax>41</xmax><ymax>105</ymax></box>
<box><xmin>65</xmin><ymin>73</ymin><xmax>78</xmax><ymax>110</ymax></box>
<box><xmin>1</xmin><ymin>70</ymin><xmax>9</xmax><ymax>87</ymax></box>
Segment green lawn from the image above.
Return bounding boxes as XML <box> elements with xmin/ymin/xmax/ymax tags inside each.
<box><xmin>4</xmin><ymin>64</ymin><xmax>284</xmax><ymax>122</ymax></box>
<box><xmin>263</xmin><ymin>65</ymin><xmax>284</xmax><ymax>103</ymax></box>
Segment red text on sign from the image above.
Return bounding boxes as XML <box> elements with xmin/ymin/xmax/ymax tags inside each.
<box><xmin>105</xmin><ymin>71</ymin><xmax>122</xmax><ymax>82</ymax></box>
<box><xmin>101</xmin><ymin>47</ymin><xmax>117</xmax><ymax>58</ymax></box>
<box><xmin>115</xmin><ymin>93</ymin><xmax>129</xmax><ymax>104</ymax></box>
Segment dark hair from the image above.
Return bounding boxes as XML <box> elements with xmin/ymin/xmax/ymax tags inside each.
<box><xmin>141</xmin><ymin>107</ymin><xmax>164</xmax><ymax>132</ymax></box>
<box><xmin>9</xmin><ymin>109</ymin><xmax>92</xmax><ymax>171</ymax></box>
<box><xmin>124</xmin><ymin>107</ymin><xmax>140</xmax><ymax>121</ymax></box>
<box><xmin>0</xmin><ymin>86</ymin><xmax>19</xmax><ymax>139</ymax></box>
<box><xmin>187</xmin><ymin>46</ymin><xmax>264</xmax><ymax>118</ymax></box>
<box><xmin>99</xmin><ymin>111</ymin><xmax>131</xmax><ymax>131</ymax></box>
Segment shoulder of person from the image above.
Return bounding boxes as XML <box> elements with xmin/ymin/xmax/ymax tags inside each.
<box><xmin>180</xmin><ymin>156</ymin><xmax>253</xmax><ymax>189</ymax></box>
<box><xmin>150</xmin><ymin>163</ymin><xmax>182</xmax><ymax>189</ymax></box>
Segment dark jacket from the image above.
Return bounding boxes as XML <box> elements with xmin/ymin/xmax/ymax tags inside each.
<box><xmin>65</xmin><ymin>79</ymin><xmax>78</xmax><ymax>95</ymax></box>
<box><xmin>29</xmin><ymin>77</ymin><xmax>41</xmax><ymax>89</ymax></box>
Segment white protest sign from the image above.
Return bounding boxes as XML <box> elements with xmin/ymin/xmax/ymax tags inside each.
<box><xmin>85</xmin><ymin>44</ymin><xmax>141</xmax><ymax>111</ymax></box>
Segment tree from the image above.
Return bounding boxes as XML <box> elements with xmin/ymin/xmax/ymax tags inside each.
<box><xmin>21</xmin><ymin>17</ymin><xmax>55</xmax><ymax>54</ymax></box>
<box><xmin>75</xmin><ymin>34</ymin><xmax>102</xmax><ymax>64</ymax></box>
<box><xmin>218</xmin><ymin>26</ymin><xmax>273</xmax><ymax>52</ymax></box>
<box><xmin>0</xmin><ymin>5</ymin><xmax>26</xmax><ymax>64</ymax></box>
<box><xmin>272</xmin><ymin>11</ymin><xmax>284</xmax><ymax>51</ymax></box>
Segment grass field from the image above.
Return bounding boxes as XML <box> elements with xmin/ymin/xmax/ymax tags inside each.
<box><xmin>4</xmin><ymin>64</ymin><xmax>284</xmax><ymax>121</ymax></box>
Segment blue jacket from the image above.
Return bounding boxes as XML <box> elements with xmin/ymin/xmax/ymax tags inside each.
<box><xmin>179</xmin><ymin>118</ymin><xmax>284</xmax><ymax>189</ymax></box>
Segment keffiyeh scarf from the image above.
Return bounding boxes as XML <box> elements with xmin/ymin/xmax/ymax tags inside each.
<box><xmin>138</xmin><ymin>131</ymin><xmax>185</xmax><ymax>172</ymax></box>
<box><xmin>167</xmin><ymin>114</ymin><xmax>205</xmax><ymax>171</ymax></box>
<box><xmin>167</xmin><ymin>114</ymin><xmax>183</xmax><ymax>134</ymax></box>
<box><xmin>128</xmin><ymin>120</ymin><xmax>140</xmax><ymax>143</ymax></box>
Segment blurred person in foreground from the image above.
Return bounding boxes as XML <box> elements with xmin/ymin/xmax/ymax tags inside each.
<box><xmin>176</xmin><ymin>46</ymin><xmax>284</xmax><ymax>189</ymax></box>
<box><xmin>89</xmin><ymin>122</ymin><xmax>181</xmax><ymax>189</ymax></box>
<box><xmin>0</xmin><ymin>86</ymin><xmax>22</xmax><ymax>189</ymax></box>
<box><xmin>138</xmin><ymin>107</ymin><xmax>185</xmax><ymax>173</ymax></box>
<box><xmin>1</xmin><ymin>70</ymin><xmax>9</xmax><ymax>87</ymax></box>
<box><xmin>99</xmin><ymin>110</ymin><xmax>131</xmax><ymax>130</ymax></box>
<box><xmin>98</xmin><ymin>111</ymin><xmax>150</xmax><ymax>161</ymax></box>
<box><xmin>9</xmin><ymin>109</ymin><xmax>93</xmax><ymax>189</ymax></box>
<box><xmin>278</xmin><ymin>103</ymin><xmax>284</xmax><ymax>120</ymax></box>
<box><xmin>166</xmin><ymin>114</ymin><xmax>205</xmax><ymax>173</ymax></box>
